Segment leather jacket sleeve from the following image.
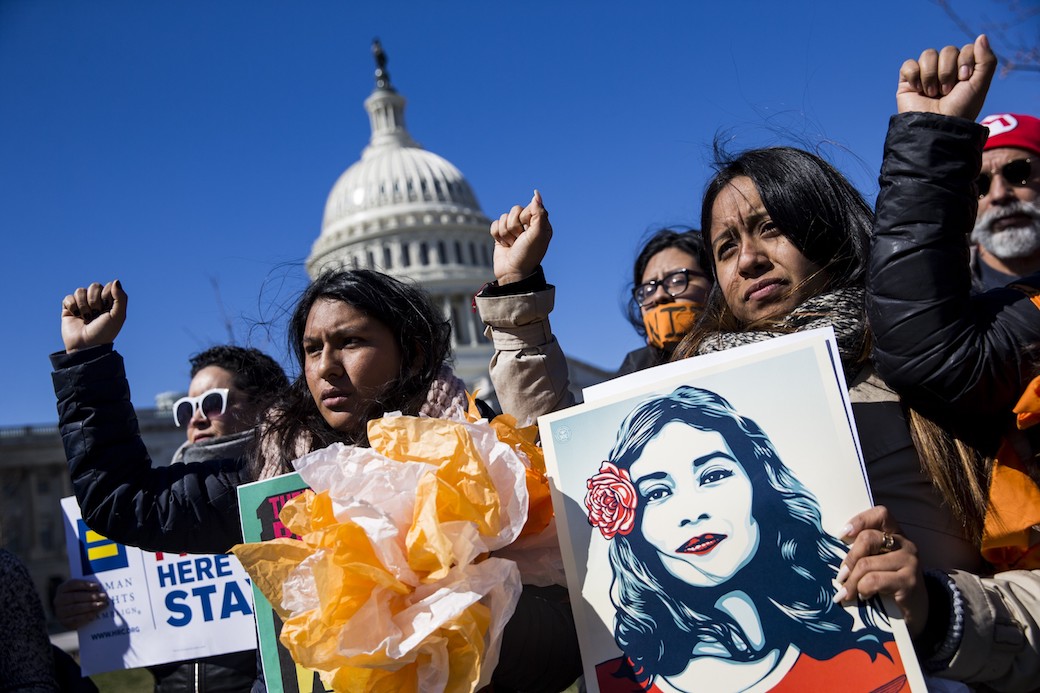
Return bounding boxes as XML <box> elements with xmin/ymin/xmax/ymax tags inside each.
<box><xmin>52</xmin><ymin>345</ymin><xmax>247</xmax><ymax>554</ymax></box>
<box><xmin>867</xmin><ymin>112</ymin><xmax>1040</xmax><ymax>444</ymax></box>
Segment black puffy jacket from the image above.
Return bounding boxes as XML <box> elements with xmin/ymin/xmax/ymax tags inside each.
<box><xmin>52</xmin><ymin>344</ymin><xmax>250</xmax><ymax>554</ymax></box>
<box><xmin>149</xmin><ymin>651</ymin><xmax>256</xmax><ymax>693</ymax></box>
<box><xmin>867</xmin><ymin>112</ymin><xmax>1040</xmax><ymax>449</ymax></box>
<box><xmin>52</xmin><ymin>344</ymin><xmax>260</xmax><ymax>691</ymax></box>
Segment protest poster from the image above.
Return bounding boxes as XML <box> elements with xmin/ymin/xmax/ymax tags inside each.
<box><xmin>540</xmin><ymin>329</ymin><xmax>926</xmax><ymax>693</ymax></box>
<box><xmin>237</xmin><ymin>472</ymin><xmax>332</xmax><ymax>693</ymax></box>
<box><xmin>60</xmin><ymin>497</ymin><xmax>256</xmax><ymax>676</ymax></box>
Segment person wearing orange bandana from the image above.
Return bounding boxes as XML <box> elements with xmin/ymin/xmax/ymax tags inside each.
<box><xmin>618</xmin><ymin>229</ymin><xmax>712</xmax><ymax>376</ymax></box>
<box><xmin>474</xmin><ymin>192</ymin><xmax>713</xmax><ymax>424</ymax></box>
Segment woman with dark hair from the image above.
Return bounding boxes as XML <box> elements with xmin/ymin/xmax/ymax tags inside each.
<box><xmin>474</xmin><ymin>192</ymin><xmax>713</xmax><ymax>424</ymax></box>
<box><xmin>53</xmin><ymin>271</ymin><xmax>463</xmax><ymax>553</ymax></box>
<box><xmin>618</xmin><ymin>228</ymin><xmax>712</xmax><ymax>376</ymax></box>
<box><xmin>54</xmin><ymin>269</ymin><xmax>580</xmax><ymax>692</ymax></box>
<box><xmin>668</xmin><ymin>142</ymin><xmax>986</xmax><ymax>575</ymax></box>
<box><xmin>690</xmin><ymin>144</ymin><xmax>868</xmax><ymax>334</ymax></box>
<box><xmin>253</xmin><ymin>268</ymin><xmax>462</xmax><ymax>479</ymax></box>
<box><xmin>482</xmin><ymin>155</ymin><xmax>980</xmax><ymax>567</ymax></box>
<box><xmin>587</xmin><ymin>386</ymin><xmax>904</xmax><ymax>692</ymax></box>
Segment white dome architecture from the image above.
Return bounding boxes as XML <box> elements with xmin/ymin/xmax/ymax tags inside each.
<box><xmin>307</xmin><ymin>41</ymin><xmax>497</xmax><ymax>394</ymax></box>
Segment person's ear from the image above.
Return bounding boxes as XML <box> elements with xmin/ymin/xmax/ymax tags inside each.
<box><xmin>405</xmin><ymin>342</ymin><xmax>426</xmax><ymax>377</ymax></box>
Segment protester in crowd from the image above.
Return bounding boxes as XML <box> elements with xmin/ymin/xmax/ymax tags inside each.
<box><xmin>54</xmin><ymin>271</ymin><xmax>581</xmax><ymax>693</ymax></box>
<box><xmin>0</xmin><ymin>548</ymin><xmax>60</xmax><ymax>692</ymax></box>
<box><xmin>54</xmin><ymin>285</ymin><xmax>287</xmax><ymax>556</ymax></box>
<box><xmin>618</xmin><ymin>228</ymin><xmax>712</xmax><ymax>376</ymax></box>
<box><xmin>868</xmin><ymin>66</ymin><xmax>1040</xmax><ymax>455</ymax></box>
<box><xmin>485</xmin><ymin>158</ymin><xmax>982</xmax><ymax>571</ymax></box>
<box><xmin>475</xmin><ymin>197</ymin><xmax>712</xmax><ymax>426</ymax></box>
<box><xmin>970</xmin><ymin>112</ymin><xmax>1040</xmax><ymax>291</ymax></box>
<box><xmin>867</xmin><ymin>31</ymin><xmax>1040</xmax><ymax>553</ymax></box>
<box><xmin>672</xmin><ymin>143</ymin><xmax>988</xmax><ymax>569</ymax></box>
<box><xmin>854</xmin><ymin>35</ymin><xmax>1040</xmax><ymax>691</ymax></box>
<box><xmin>52</xmin><ymin>340</ymin><xmax>287</xmax><ymax>693</ymax></box>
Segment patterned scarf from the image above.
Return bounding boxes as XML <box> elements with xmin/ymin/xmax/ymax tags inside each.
<box><xmin>695</xmin><ymin>286</ymin><xmax>868</xmax><ymax>380</ymax></box>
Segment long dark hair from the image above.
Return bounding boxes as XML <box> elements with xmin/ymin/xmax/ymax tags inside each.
<box><xmin>624</xmin><ymin>227</ymin><xmax>712</xmax><ymax>338</ymax></box>
<box><xmin>686</xmin><ymin>145</ymin><xmax>872</xmax><ymax>339</ymax></box>
<box><xmin>258</xmin><ymin>269</ymin><xmax>452</xmax><ymax>475</ymax></box>
<box><xmin>606</xmin><ymin>386</ymin><xmax>889</xmax><ymax>681</ymax></box>
<box><xmin>677</xmin><ymin>144</ymin><xmax>991</xmax><ymax>544</ymax></box>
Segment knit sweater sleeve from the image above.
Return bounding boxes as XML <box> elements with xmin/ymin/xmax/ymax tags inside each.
<box><xmin>0</xmin><ymin>551</ymin><xmax>60</xmax><ymax>692</ymax></box>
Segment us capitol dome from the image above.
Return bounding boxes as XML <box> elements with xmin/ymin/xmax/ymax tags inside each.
<box><xmin>307</xmin><ymin>40</ymin><xmax>496</xmax><ymax>394</ymax></box>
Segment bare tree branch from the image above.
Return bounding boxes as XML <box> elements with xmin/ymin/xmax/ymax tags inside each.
<box><xmin>209</xmin><ymin>274</ymin><xmax>238</xmax><ymax>345</ymax></box>
<box><xmin>932</xmin><ymin>0</ymin><xmax>1040</xmax><ymax>75</ymax></box>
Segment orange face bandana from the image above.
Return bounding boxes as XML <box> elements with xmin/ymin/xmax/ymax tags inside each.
<box><xmin>642</xmin><ymin>302</ymin><xmax>700</xmax><ymax>350</ymax></box>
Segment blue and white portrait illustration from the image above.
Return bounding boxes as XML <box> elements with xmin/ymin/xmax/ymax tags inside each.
<box><xmin>582</xmin><ymin>386</ymin><xmax>909</xmax><ymax>693</ymax></box>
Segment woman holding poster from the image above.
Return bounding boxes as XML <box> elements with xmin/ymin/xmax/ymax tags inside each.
<box><xmin>585</xmin><ymin>386</ymin><xmax>906</xmax><ymax>693</ymax></box>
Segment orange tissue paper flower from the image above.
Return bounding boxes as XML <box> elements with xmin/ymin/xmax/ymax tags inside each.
<box><xmin>231</xmin><ymin>411</ymin><xmax>547</xmax><ymax>692</ymax></box>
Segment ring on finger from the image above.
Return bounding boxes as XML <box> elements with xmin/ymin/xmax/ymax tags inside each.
<box><xmin>879</xmin><ymin>532</ymin><xmax>896</xmax><ymax>554</ymax></box>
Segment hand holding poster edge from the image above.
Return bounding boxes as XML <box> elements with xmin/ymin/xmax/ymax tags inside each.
<box><xmin>60</xmin><ymin>497</ymin><xmax>257</xmax><ymax>677</ymax></box>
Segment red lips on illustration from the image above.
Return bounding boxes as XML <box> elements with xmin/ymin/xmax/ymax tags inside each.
<box><xmin>677</xmin><ymin>533</ymin><xmax>727</xmax><ymax>555</ymax></box>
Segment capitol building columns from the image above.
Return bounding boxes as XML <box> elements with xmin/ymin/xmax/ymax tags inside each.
<box><xmin>306</xmin><ymin>40</ymin><xmax>498</xmax><ymax>393</ymax></box>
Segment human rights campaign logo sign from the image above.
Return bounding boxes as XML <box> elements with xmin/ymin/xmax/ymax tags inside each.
<box><xmin>76</xmin><ymin>520</ymin><xmax>129</xmax><ymax>575</ymax></box>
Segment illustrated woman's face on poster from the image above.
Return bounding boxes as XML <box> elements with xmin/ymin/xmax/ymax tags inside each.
<box><xmin>629</xmin><ymin>422</ymin><xmax>760</xmax><ymax>587</ymax></box>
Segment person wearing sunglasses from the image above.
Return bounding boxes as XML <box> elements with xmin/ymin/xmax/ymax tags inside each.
<box><xmin>173</xmin><ymin>346</ymin><xmax>286</xmax><ymax>447</ymax></box>
<box><xmin>867</xmin><ymin>35</ymin><xmax>1040</xmax><ymax>452</ymax></box>
<box><xmin>970</xmin><ymin>113</ymin><xmax>1040</xmax><ymax>291</ymax></box>
<box><xmin>52</xmin><ymin>282</ymin><xmax>289</xmax><ymax>555</ymax></box>
<box><xmin>50</xmin><ymin>289</ymin><xmax>288</xmax><ymax>693</ymax></box>
<box><xmin>864</xmin><ymin>39</ymin><xmax>1040</xmax><ymax>691</ymax></box>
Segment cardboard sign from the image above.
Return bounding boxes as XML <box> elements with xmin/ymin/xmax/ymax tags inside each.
<box><xmin>237</xmin><ymin>472</ymin><xmax>332</xmax><ymax>693</ymax></box>
<box><xmin>60</xmin><ymin>497</ymin><xmax>256</xmax><ymax>676</ymax></box>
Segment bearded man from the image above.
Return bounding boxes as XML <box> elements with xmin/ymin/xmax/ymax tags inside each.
<box><xmin>971</xmin><ymin>113</ymin><xmax>1040</xmax><ymax>291</ymax></box>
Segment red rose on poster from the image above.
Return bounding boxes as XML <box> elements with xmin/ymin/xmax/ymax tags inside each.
<box><xmin>585</xmin><ymin>462</ymin><xmax>637</xmax><ymax>540</ymax></box>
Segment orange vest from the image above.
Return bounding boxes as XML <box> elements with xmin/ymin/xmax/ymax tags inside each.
<box><xmin>982</xmin><ymin>374</ymin><xmax>1040</xmax><ymax>570</ymax></box>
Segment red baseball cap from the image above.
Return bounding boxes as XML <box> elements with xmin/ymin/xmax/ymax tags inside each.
<box><xmin>981</xmin><ymin>113</ymin><xmax>1040</xmax><ymax>158</ymax></box>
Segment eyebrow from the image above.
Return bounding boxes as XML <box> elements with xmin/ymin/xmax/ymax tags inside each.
<box><xmin>303</xmin><ymin>322</ymin><xmax>368</xmax><ymax>344</ymax></box>
<box><xmin>712</xmin><ymin>209</ymin><xmax>769</xmax><ymax>243</ymax></box>
<box><xmin>693</xmin><ymin>451</ymin><xmax>736</xmax><ymax>467</ymax></box>
<box><xmin>633</xmin><ymin>450</ymin><xmax>738</xmax><ymax>486</ymax></box>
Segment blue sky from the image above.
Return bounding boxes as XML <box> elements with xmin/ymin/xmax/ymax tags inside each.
<box><xmin>2</xmin><ymin>0</ymin><xmax>1038</xmax><ymax>426</ymax></box>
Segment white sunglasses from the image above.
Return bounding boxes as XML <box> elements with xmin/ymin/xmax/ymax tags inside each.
<box><xmin>173</xmin><ymin>388</ymin><xmax>229</xmax><ymax>427</ymax></box>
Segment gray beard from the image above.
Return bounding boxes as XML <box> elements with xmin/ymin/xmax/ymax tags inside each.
<box><xmin>972</xmin><ymin>200</ymin><xmax>1040</xmax><ymax>260</ymax></box>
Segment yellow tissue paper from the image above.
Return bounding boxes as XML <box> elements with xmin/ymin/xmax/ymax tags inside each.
<box><xmin>232</xmin><ymin>412</ymin><xmax>540</xmax><ymax>692</ymax></box>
